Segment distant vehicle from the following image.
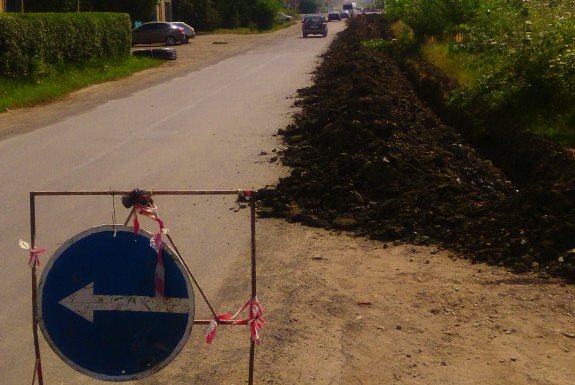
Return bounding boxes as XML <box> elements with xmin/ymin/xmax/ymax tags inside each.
<box><xmin>328</xmin><ymin>11</ymin><xmax>341</xmax><ymax>21</ymax></box>
<box><xmin>340</xmin><ymin>10</ymin><xmax>350</xmax><ymax>19</ymax></box>
<box><xmin>362</xmin><ymin>8</ymin><xmax>383</xmax><ymax>14</ymax></box>
<box><xmin>302</xmin><ymin>14</ymin><xmax>327</xmax><ymax>38</ymax></box>
<box><xmin>132</xmin><ymin>22</ymin><xmax>186</xmax><ymax>46</ymax></box>
<box><xmin>171</xmin><ymin>22</ymin><xmax>195</xmax><ymax>43</ymax></box>
<box><xmin>342</xmin><ymin>2</ymin><xmax>359</xmax><ymax>16</ymax></box>
<box><xmin>277</xmin><ymin>12</ymin><xmax>293</xmax><ymax>22</ymax></box>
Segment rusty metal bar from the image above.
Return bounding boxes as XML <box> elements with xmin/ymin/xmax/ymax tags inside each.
<box><xmin>193</xmin><ymin>319</ymin><xmax>237</xmax><ymax>325</ymax></box>
<box><xmin>31</xmin><ymin>189</ymin><xmax>244</xmax><ymax>196</ymax></box>
<box><xmin>30</xmin><ymin>358</ymin><xmax>38</xmax><ymax>385</ymax></box>
<box><xmin>165</xmin><ymin>233</ymin><xmax>219</xmax><ymax>320</ymax></box>
<box><xmin>123</xmin><ymin>208</ymin><xmax>135</xmax><ymax>226</ymax></box>
<box><xmin>248</xmin><ymin>196</ymin><xmax>257</xmax><ymax>385</ymax></box>
<box><xmin>29</xmin><ymin>193</ymin><xmax>44</xmax><ymax>385</ymax></box>
<box><xmin>250</xmin><ymin>196</ymin><xmax>257</xmax><ymax>298</ymax></box>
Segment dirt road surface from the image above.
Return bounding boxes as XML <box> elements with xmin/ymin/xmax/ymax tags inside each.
<box><xmin>1</xmin><ymin>22</ymin><xmax>574</xmax><ymax>385</ymax></box>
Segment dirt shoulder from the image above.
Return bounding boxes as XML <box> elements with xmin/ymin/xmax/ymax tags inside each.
<box><xmin>258</xmin><ymin>222</ymin><xmax>575</xmax><ymax>385</ymax></box>
<box><xmin>172</xmin><ymin>220</ymin><xmax>575</xmax><ymax>385</ymax></box>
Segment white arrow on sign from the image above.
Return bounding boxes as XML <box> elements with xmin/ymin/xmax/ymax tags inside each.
<box><xmin>58</xmin><ymin>282</ymin><xmax>190</xmax><ymax>323</ymax></box>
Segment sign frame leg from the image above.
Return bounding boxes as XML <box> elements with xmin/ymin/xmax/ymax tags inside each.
<box><xmin>30</xmin><ymin>192</ymin><xmax>44</xmax><ymax>385</ymax></box>
<box><xmin>248</xmin><ymin>196</ymin><xmax>257</xmax><ymax>385</ymax></box>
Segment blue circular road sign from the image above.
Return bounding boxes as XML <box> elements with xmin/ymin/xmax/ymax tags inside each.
<box><xmin>38</xmin><ymin>225</ymin><xmax>195</xmax><ymax>381</ymax></box>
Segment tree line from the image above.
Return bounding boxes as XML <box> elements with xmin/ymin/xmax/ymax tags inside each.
<box><xmin>21</xmin><ymin>0</ymin><xmax>292</xmax><ymax>31</ymax></box>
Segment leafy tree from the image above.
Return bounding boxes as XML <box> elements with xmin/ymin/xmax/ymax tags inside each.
<box><xmin>253</xmin><ymin>0</ymin><xmax>279</xmax><ymax>30</ymax></box>
<box><xmin>24</xmin><ymin>0</ymin><xmax>78</xmax><ymax>12</ymax></box>
<box><xmin>24</xmin><ymin>0</ymin><xmax>157</xmax><ymax>22</ymax></box>
<box><xmin>373</xmin><ymin>0</ymin><xmax>386</xmax><ymax>8</ymax></box>
<box><xmin>298</xmin><ymin>0</ymin><xmax>319</xmax><ymax>14</ymax></box>
<box><xmin>173</xmin><ymin>0</ymin><xmax>220</xmax><ymax>30</ymax></box>
<box><xmin>90</xmin><ymin>0</ymin><xmax>157</xmax><ymax>22</ymax></box>
<box><xmin>213</xmin><ymin>0</ymin><xmax>251</xmax><ymax>28</ymax></box>
<box><xmin>387</xmin><ymin>0</ymin><xmax>481</xmax><ymax>37</ymax></box>
<box><xmin>23</xmin><ymin>0</ymin><xmax>288</xmax><ymax>32</ymax></box>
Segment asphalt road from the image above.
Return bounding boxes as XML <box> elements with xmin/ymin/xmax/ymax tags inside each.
<box><xmin>0</xmin><ymin>21</ymin><xmax>347</xmax><ymax>384</ymax></box>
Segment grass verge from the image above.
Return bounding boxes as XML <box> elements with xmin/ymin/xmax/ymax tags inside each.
<box><xmin>420</xmin><ymin>42</ymin><xmax>477</xmax><ymax>88</ymax></box>
<box><xmin>527</xmin><ymin>112</ymin><xmax>575</xmax><ymax>147</ymax></box>
<box><xmin>0</xmin><ymin>56</ymin><xmax>162</xmax><ymax>112</ymax></box>
<box><xmin>419</xmin><ymin>40</ymin><xmax>575</xmax><ymax>147</ymax></box>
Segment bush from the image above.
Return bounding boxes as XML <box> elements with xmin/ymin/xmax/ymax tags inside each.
<box><xmin>386</xmin><ymin>0</ymin><xmax>575</xmax><ymax>143</ymax></box>
<box><xmin>0</xmin><ymin>12</ymin><xmax>131</xmax><ymax>78</ymax></box>
<box><xmin>24</xmin><ymin>0</ymin><xmax>157</xmax><ymax>22</ymax></box>
<box><xmin>173</xmin><ymin>0</ymin><xmax>220</xmax><ymax>31</ymax></box>
<box><xmin>452</xmin><ymin>1</ymin><xmax>575</xmax><ymax>114</ymax></box>
<box><xmin>298</xmin><ymin>0</ymin><xmax>319</xmax><ymax>15</ymax></box>
<box><xmin>386</xmin><ymin>0</ymin><xmax>481</xmax><ymax>38</ymax></box>
<box><xmin>253</xmin><ymin>0</ymin><xmax>280</xmax><ymax>30</ymax></box>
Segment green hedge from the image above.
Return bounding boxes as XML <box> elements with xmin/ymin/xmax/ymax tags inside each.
<box><xmin>0</xmin><ymin>12</ymin><xmax>131</xmax><ymax>78</ymax></box>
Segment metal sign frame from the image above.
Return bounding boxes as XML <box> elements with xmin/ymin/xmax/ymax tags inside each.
<box><xmin>28</xmin><ymin>189</ymin><xmax>259</xmax><ymax>385</ymax></box>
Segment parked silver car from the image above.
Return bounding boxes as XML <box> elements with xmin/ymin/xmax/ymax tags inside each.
<box><xmin>132</xmin><ymin>22</ymin><xmax>186</xmax><ymax>46</ymax></box>
<box><xmin>171</xmin><ymin>22</ymin><xmax>195</xmax><ymax>44</ymax></box>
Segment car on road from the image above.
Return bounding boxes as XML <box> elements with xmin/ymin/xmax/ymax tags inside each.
<box><xmin>277</xmin><ymin>12</ymin><xmax>293</xmax><ymax>22</ymax></box>
<box><xmin>328</xmin><ymin>11</ymin><xmax>341</xmax><ymax>21</ymax></box>
<box><xmin>132</xmin><ymin>22</ymin><xmax>186</xmax><ymax>46</ymax></box>
<box><xmin>340</xmin><ymin>10</ymin><xmax>350</xmax><ymax>19</ymax></box>
<box><xmin>171</xmin><ymin>22</ymin><xmax>195</xmax><ymax>43</ymax></box>
<box><xmin>302</xmin><ymin>14</ymin><xmax>327</xmax><ymax>38</ymax></box>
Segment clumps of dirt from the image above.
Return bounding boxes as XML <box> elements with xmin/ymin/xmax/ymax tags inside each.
<box><xmin>258</xmin><ymin>17</ymin><xmax>575</xmax><ymax>281</ymax></box>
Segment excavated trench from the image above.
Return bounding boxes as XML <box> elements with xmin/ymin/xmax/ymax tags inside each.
<box><xmin>258</xmin><ymin>16</ymin><xmax>575</xmax><ymax>282</ymax></box>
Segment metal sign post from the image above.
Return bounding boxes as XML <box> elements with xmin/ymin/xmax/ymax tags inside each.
<box><xmin>29</xmin><ymin>194</ymin><xmax>44</xmax><ymax>385</ymax></box>
<box><xmin>29</xmin><ymin>189</ymin><xmax>259</xmax><ymax>385</ymax></box>
<box><xmin>249</xmin><ymin>196</ymin><xmax>257</xmax><ymax>385</ymax></box>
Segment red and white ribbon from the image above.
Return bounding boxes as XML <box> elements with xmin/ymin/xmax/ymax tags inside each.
<box><xmin>205</xmin><ymin>296</ymin><xmax>266</xmax><ymax>344</ymax></box>
<box><xmin>240</xmin><ymin>296</ymin><xmax>266</xmax><ymax>344</ymax></box>
<box><xmin>132</xmin><ymin>203</ymin><xmax>167</xmax><ymax>298</ymax></box>
<box><xmin>19</xmin><ymin>240</ymin><xmax>46</xmax><ymax>268</ymax></box>
<box><xmin>205</xmin><ymin>313</ymin><xmax>234</xmax><ymax>344</ymax></box>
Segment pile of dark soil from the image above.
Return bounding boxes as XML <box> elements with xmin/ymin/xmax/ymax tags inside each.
<box><xmin>258</xmin><ymin>17</ymin><xmax>575</xmax><ymax>281</ymax></box>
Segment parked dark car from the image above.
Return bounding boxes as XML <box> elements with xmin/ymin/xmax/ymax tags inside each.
<box><xmin>132</xmin><ymin>22</ymin><xmax>186</xmax><ymax>46</ymax></box>
<box><xmin>302</xmin><ymin>15</ymin><xmax>327</xmax><ymax>38</ymax></box>
<box><xmin>340</xmin><ymin>10</ymin><xmax>350</xmax><ymax>19</ymax></box>
<box><xmin>328</xmin><ymin>11</ymin><xmax>341</xmax><ymax>21</ymax></box>
<box><xmin>171</xmin><ymin>22</ymin><xmax>195</xmax><ymax>43</ymax></box>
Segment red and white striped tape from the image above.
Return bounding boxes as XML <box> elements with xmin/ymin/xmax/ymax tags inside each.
<box><xmin>133</xmin><ymin>203</ymin><xmax>167</xmax><ymax>298</ymax></box>
<box><xmin>19</xmin><ymin>240</ymin><xmax>46</xmax><ymax>268</ymax></box>
<box><xmin>205</xmin><ymin>296</ymin><xmax>266</xmax><ymax>344</ymax></box>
